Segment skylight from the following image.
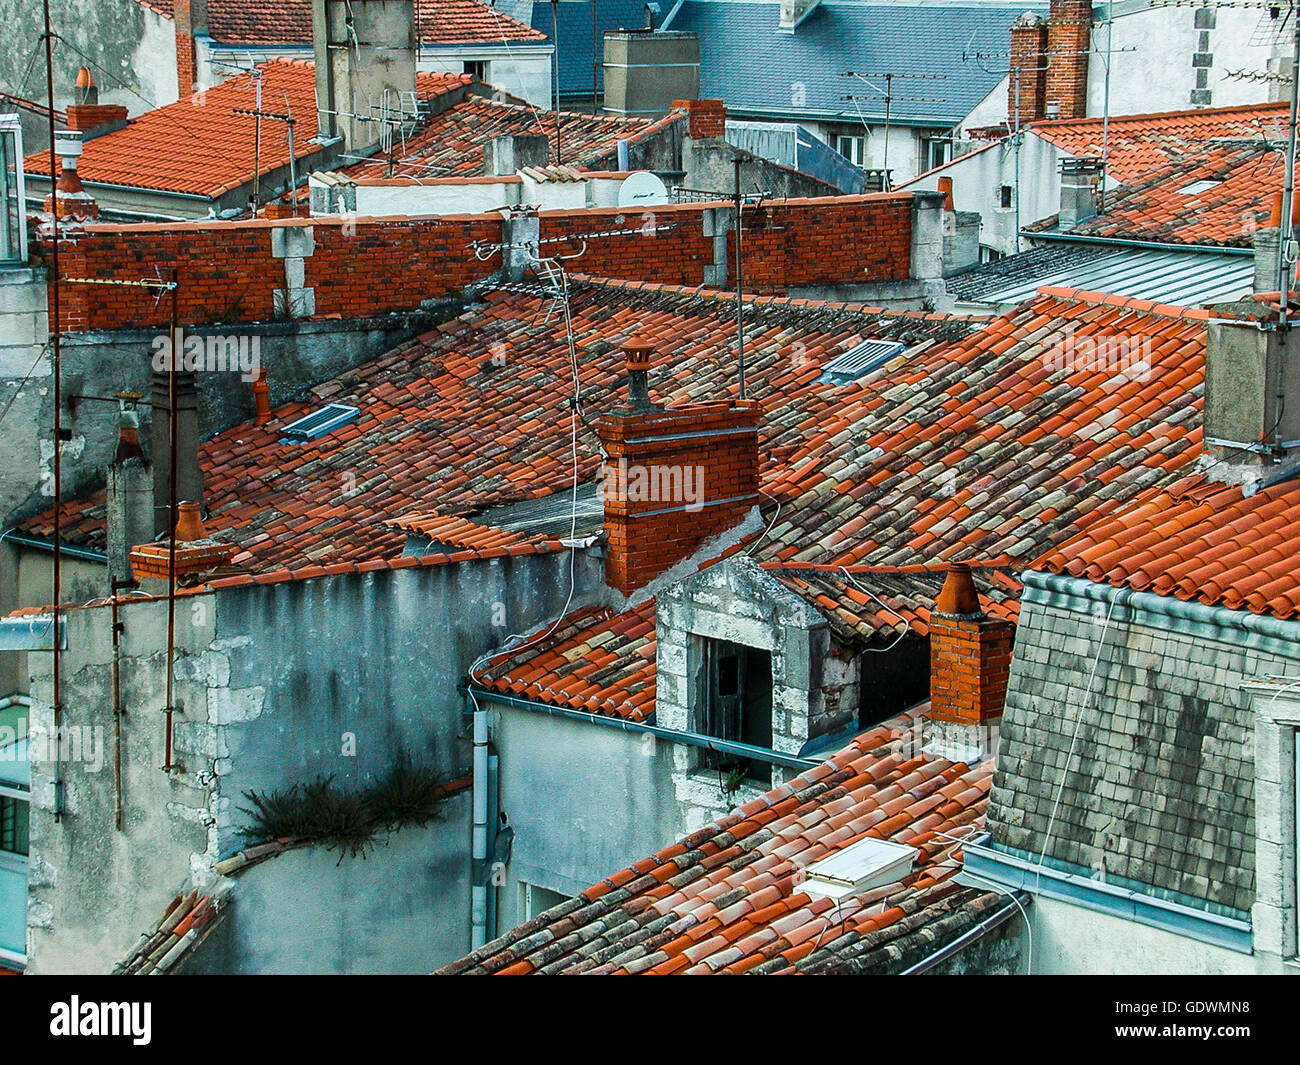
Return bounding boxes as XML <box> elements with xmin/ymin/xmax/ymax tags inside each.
<box><xmin>280</xmin><ymin>403</ymin><xmax>361</xmax><ymax>442</ymax></box>
<box><xmin>819</xmin><ymin>339</ymin><xmax>908</xmax><ymax>384</ymax></box>
<box><xmin>801</xmin><ymin>836</ymin><xmax>917</xmax><ymax>901</ymax></box>
<box><xmin>1177</xmin><ymin>179</ymin><xmax>1223</xmax><ymax>196</ymax></box>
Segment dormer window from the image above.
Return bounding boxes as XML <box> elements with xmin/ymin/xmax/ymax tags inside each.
<box><xmin>696</xmin><ymin>638</ymin><xmax>772</xmax><ymax>784</ymax></box>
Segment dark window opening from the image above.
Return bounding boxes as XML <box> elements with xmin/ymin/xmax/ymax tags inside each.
<box><xmin>463</xmin><ymin>60</ymin><xmax>489</xmax><ymax>81</ymax></box>
<box><xmin>999</xmin><ymin>184</ymin><xmax>1014</xmax><ymax>209</ymax></box>
<box><xmin>0</xmin><ymin>795</ymin><xmax>28</xmax><ymax>857</ymax></box>
<box><xmin>696</xmin><ymin>640</ymin><xmax>772</xmax><ymax>784</ymax></box>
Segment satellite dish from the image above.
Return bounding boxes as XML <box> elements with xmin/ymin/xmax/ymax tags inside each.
<box><xmin>617</xmin><ymin>171</ymin><xmax>669</xmax><ymax>208</ymax></box>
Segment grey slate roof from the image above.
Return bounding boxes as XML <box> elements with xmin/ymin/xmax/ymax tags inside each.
<box><xmin>985</xmin><ymin>589</ymin><xmax>1282</xmax><ymax>918</ymax></box>
<box><xmin>667</xmin><ymin>0</ymin><xmax>1042</xmax><ymax>124</ymax></box>
<box><xmin>531</xmin><ymin>0</ymin><xmax>649</xmax><ymax>95</ymax></box>
<box><xmin>947</xmin><ymin>242</ymin><xmax>1255</xmax><ymax>308</ymax></box>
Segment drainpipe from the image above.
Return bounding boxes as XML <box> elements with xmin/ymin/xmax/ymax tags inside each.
<box><xmin>470</xmin><ymin>695</ymin><xmax>490</xmax><ymax>949</ymax></box>
<box><xmin>486</xmin><ymin>748</ymin><xmax>500</xmax><ymax>942</ymax></box>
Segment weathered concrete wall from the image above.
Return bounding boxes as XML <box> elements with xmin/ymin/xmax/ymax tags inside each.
<box><xmin>491</xmin><ymin>709</ymin><xmax>680</xmax><ymax>933</ymax></box>
<box><xmin>1027</xmin><ymin>895</ymin><xmax>1280</xmax><ymax>975</ymax></box>
<box><xmin>0</xmin><ymin>307</ymin><xmax>449</xmax><ymax>532</ymax></box>
<box><xmin>0</xmin><ymin>269</ymin><xmax>49</xmax><ymax>528</ymax></box>
<box><xmin>926</xmin><ymin>915</ymin><xmax>1026</xmax><ymax>975</ymax></box>
<box><xmin>181</xmin><ymin>795</ymin><xmax>472</xmax><ymax>974</ymax></box>
<box><xmin>906</xmin><ymin>133</ymin><xmax>1068</xmax><ymax>257</ymax></box>
<box><xmin>682</xmin><ymin>138</ymin><xmax>840</xmax><ymax>200</ymax></box>
<box><xmin>1090</xmin><ymin>6</ymin><xmax>1275</xmax><ymax>115</ymax></box>
<box><xmin>0</xmin><ymin>0</ymin><xmax>174</xmax><ymax>116</ymax></box>
<box><xmin>25</xmin><ymin>548</ymin><xmax>603</xmax><ymax>972</ymax></box>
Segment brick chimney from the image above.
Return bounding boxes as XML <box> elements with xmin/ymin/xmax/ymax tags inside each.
<box><xmin>928</xmin><ymin>564</ymin><xmax>1013</xmax><ymax>725</ymax></box>
<box><xmin>175</xmin><ymin>0</ymin><xmax>210</xmax><ymax>97</ymax></box>
<box><xmin>105</xmin><ymin>391</ymin><xmax>154</xmax><ymax>586</ymax></box>
<box><xmin>672</xmin><ymin>98</ymin><xmax>726</xmax><ymax>139</ymax></box>
<box><xmin>1008</xmin><ymin>13</ymin><xmax>1048</xmax><ymax>126</ymax></box>
<box><xmin>594</xmin><ymin>336</ymin><xmax>760</xmax><ymax>595</ymax></box>
<box><xmin>1046</xmin><ymin>0</ymin><xmax>1091</xmax><ymax>121</ymax></box>
<box><xmin>65</xmin><ymin>68</ymin><xmax>128</xmax><ymax>138</ymax></box>
<box><xmin>129</xmin><ymin>501</ymin><xmax>235</xmax><ymax>582</ymax></box>
<box><xmin>43</xmin><ymin>131</ymin><xmax>98</xmax><ymax>222</ymax></box>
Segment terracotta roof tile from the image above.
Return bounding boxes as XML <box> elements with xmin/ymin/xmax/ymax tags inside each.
<box><xmin>25</xmin><ymin>59</ymin><xmax>467</xmax><ymax>198</ymax></box>
<box><xmin>1035</xmin><ymin>472</ymin><xmax>1300</xmax><ymax>618</ymax></box>
<box><xmin>1030</xmin><ymin>101</ymin><xmax>1289</xmax><ymax>185</ymax></box>
<box><xmin>438</xmin><ymin>711</ymin><xmax>1026</xmax><ymax>975</ymax></box>
<box><xmin>139</xmin><ymin>0</ymin><xmax>545</xmax><ymax>44</ymax></box>
<box><xmin>341</xmin><ymin>95</ymin><xmax>673</xmax><ymax>181</ymax></box>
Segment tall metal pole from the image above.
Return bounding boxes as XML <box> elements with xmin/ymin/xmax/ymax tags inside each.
<box><xmin>881</xmin><ymin>73</ymin><xmax>893</xmax><ymax>190</ymax></box>
<box><xmin>251</xmin><ymin>71</ymin><xmax>262</xmax><ymax>216</ymax></box>
<box><xmin>733</xmin><ymin>156</ymin><xmax>746</xmax><ymax>400</ymax></box>
<box><xmin>552</xmin><ymin>1</ymin><xmax>563</xmax><ymax>163</ymax></box>
<box><xmin>1277</xmin><ymin>22</ymin><xmax>1300</xmax><ymax>327</ymax></box>
<box><xmin>163</xmin><ymin>271</ymin><xmax>179</xmax><ymax>773</ymax></box>
<box><xmin>43</xmin><ymin>0</ymin><xmax>65</xmax><ymax>822</ymax></box>
<box><xmin>592</xmin><ymin>0</ymin><xmax>599</xmax><ymax>114</ymax></box>
<box><xmin>1100</xmin><ymin>1</ymin><xmax>1113</xmax><ymax>214</ymax></box>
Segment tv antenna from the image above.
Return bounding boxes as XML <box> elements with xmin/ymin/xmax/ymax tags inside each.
<box><xmin>840</xmin><ymin>71</ymin><xmax>948</xmax><ymax>190</ymax></box>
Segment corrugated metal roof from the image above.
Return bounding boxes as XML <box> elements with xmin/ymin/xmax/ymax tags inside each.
<box><xmin>669</xmin><ymin>0</ymin><xmax>1040</xmax><ymax>124</ymax></box>
<box><xmin>949</xmin><ymin>243</ymin><xmax>1254</xmax><ymax>308</ymax></box>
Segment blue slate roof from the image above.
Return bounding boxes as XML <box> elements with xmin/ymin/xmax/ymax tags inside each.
<box><xmin>667</xmin><ymin>0</ymin><xmax>1040</xmax><ymax>125</ymax></box>
<box><xmin>531</xmin><ymin>1</ymin><xmax>650</xmax><ymax>96</ymax></box>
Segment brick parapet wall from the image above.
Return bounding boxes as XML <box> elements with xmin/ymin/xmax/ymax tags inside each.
<box><xmin>44</xmin><ymin>193</ymin><xmax>916</xmax><ymax>332</ymax></box>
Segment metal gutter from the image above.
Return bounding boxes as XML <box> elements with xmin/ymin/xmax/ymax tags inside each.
<box><xmin>0</xmin><ymin>531</ymin><xmax>106</xmax><ymax>563</ymax></box>
<box><xmin>0</xmin><ymin>615</ymin><xmax>66</xmax><ymax>651</ymax></box>
<box><xmin>1022</xmin><ymin>570</ymin><xmax>1300</xmax><ymax>659</ymax></box>
<box><xmin>963</xmin><ymin>837</ymin><xmax>1254</xmax><ymax>954</ymax></box>
<box><xmin>468</xmin><ymin>686</ymin><xmax>820</xmax><ymax>770</ymax></box>
<box><xmin>1022</xmin><ymin>229</ymin><xmax>1252</xmax><ymax>257</ymax></box>
<box><xmin>900</xmin><ymin>893</ymin><xmax>1028</xmax><ymax>974</ymax></box>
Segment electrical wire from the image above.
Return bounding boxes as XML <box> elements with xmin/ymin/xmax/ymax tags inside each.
<box><xmin>0</xmin><ymin>342</ymin><xmax>50</xmax><ymax>434</ymax></box>
<box><xmin>840</xmin><ymin>566</ymin><xmax>912</xmax><ymax>652</ymax></box>
<box><xmin>1033</xmin><ymin>594</ymin><xmax>1119</xmax><ymax>893</ymax></box>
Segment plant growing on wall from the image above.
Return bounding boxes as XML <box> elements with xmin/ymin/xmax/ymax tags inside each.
<box><xmin>240</xmin><ymin>755</ymin><xmax>451</xmax><ymax>861</ymax></box>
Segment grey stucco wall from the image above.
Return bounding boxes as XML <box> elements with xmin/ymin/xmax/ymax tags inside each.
<box><xmin>181</xmin><ymin>794</ymin><xmax>473</xmax><ymax>974</ymax></box>
<box><xmin>492</xmin><ymin>709</ymin><xmax>681</xmax><ymax>933</ymax></box>
<box><xmin>0</xmin><ymin>0</ymin><xmax>174</xmax><ymax>117</ymax></box>
<box><xmin>1</xmin><ymin>309</ymin><xmax>449</xmax><ymax>533</ymax></box>
<box><xmin>25</xmin><ymin>548</ymin><xmax>603</xmax><ymax>972</ymax></box>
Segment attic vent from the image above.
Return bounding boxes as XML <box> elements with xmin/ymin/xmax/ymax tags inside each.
<box><xmin>801</xmin><ymin>836</ymin><xmax>917</xmax><ymax>901</ymax></box>
<box><xmin>820</xmin><ymin>339</ymin><xmax>907</xmax><ymax>384</ymax></box>
<box><xmin>281</xmin><ymin>403</ymin><xmax>360</xmax><ymax>441</ymax></box>
<box><xmin>1178</xmin><ymin>179</ymin><xmax>1223</xmax><ymax>196</ymax></box>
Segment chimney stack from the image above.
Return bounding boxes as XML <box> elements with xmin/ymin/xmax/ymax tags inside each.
<box><xmin>928</xmin><ymin>564</ymin><xmax>1013</xmax><ymax>725</ymax></box>
<box><xmin>105</xmin><ymin>391</ymin><xmax>154</xmax><ymax>586</ymax></box>
<box><xmin>672</xmin><ymin>98</ymin><xmax>726</xmax><ymax>139</ymax></box>
<box><xmin>43</xmin><ymin>130</ymin><xmax>98</xmax><ymax>222</ymax></box>
<box><xmin>485</xmin><ymin>133</ymin><xmax>550</xmax><ymax>176</ymax></box>
<box><xmin>1008</xmin><ymin>12</ymin><xmax>1048</xmax><ymax>126</ymax></box>
<box><xmin>1058</xmin><ymin>156</ymin><xmax>1102</xmax><ymax>227</ymax></box>
<box><xmin>251</xmin><ymin>370</ymin><xmax>272</xmax><ymax>426</ymax></box>
<box><xmin>66</xmin><ymin>69</ymin><xmax>129</xmax><ymax>138</ymax></box>
<box><xmin>1045</xmin><ymin>0</ymin><xmax>1091</xmax><ymax>121</ymax></box>
<box><xmin>175</xmin><ymin>0</ymin><xmax>210</xmax><ymax>97</ymax></box>
<box><xmin>314</xmin><ymin>0</ymin><xmax>417</xmax><ymax>151</ymax></box>
<box><xmin>151</xmin><ymin>359</ymin><xmax>204</xmax><ymax>535</ymax></box>
<box><xmin>594</xmin><ymin>336</ymin><xmax>760</xmax><ymax>595</ymax></box>
<box><xmin>129</xmin><ymin>500</ymin><xmax>235</xmax><ymax>582</ymax></box>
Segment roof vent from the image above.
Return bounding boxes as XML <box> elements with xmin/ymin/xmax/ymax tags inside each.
<box><xmin>801</xmin><ymin>836</ymin><xmax>917</xmax><ymax>901</ymax></box>
<box><xmin>281</xmin><ymin>403</ymin><xmax>360</xmax><ymax>442</ymax></box>
<box><xmin>820</xmin><ymin>339</ymin><xmax>908</xmax><ymax>384</ymax></box>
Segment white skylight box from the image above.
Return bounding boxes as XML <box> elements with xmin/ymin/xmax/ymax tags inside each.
<box><xmin>1177</xmin><ymin>180</ymin><xmax>1223</xmax><ymax>196</ymax></box>
<box><xmin>801</xmin><ymin>836</ymin><xmax>917</xmax><ymax>901</ymax></box>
